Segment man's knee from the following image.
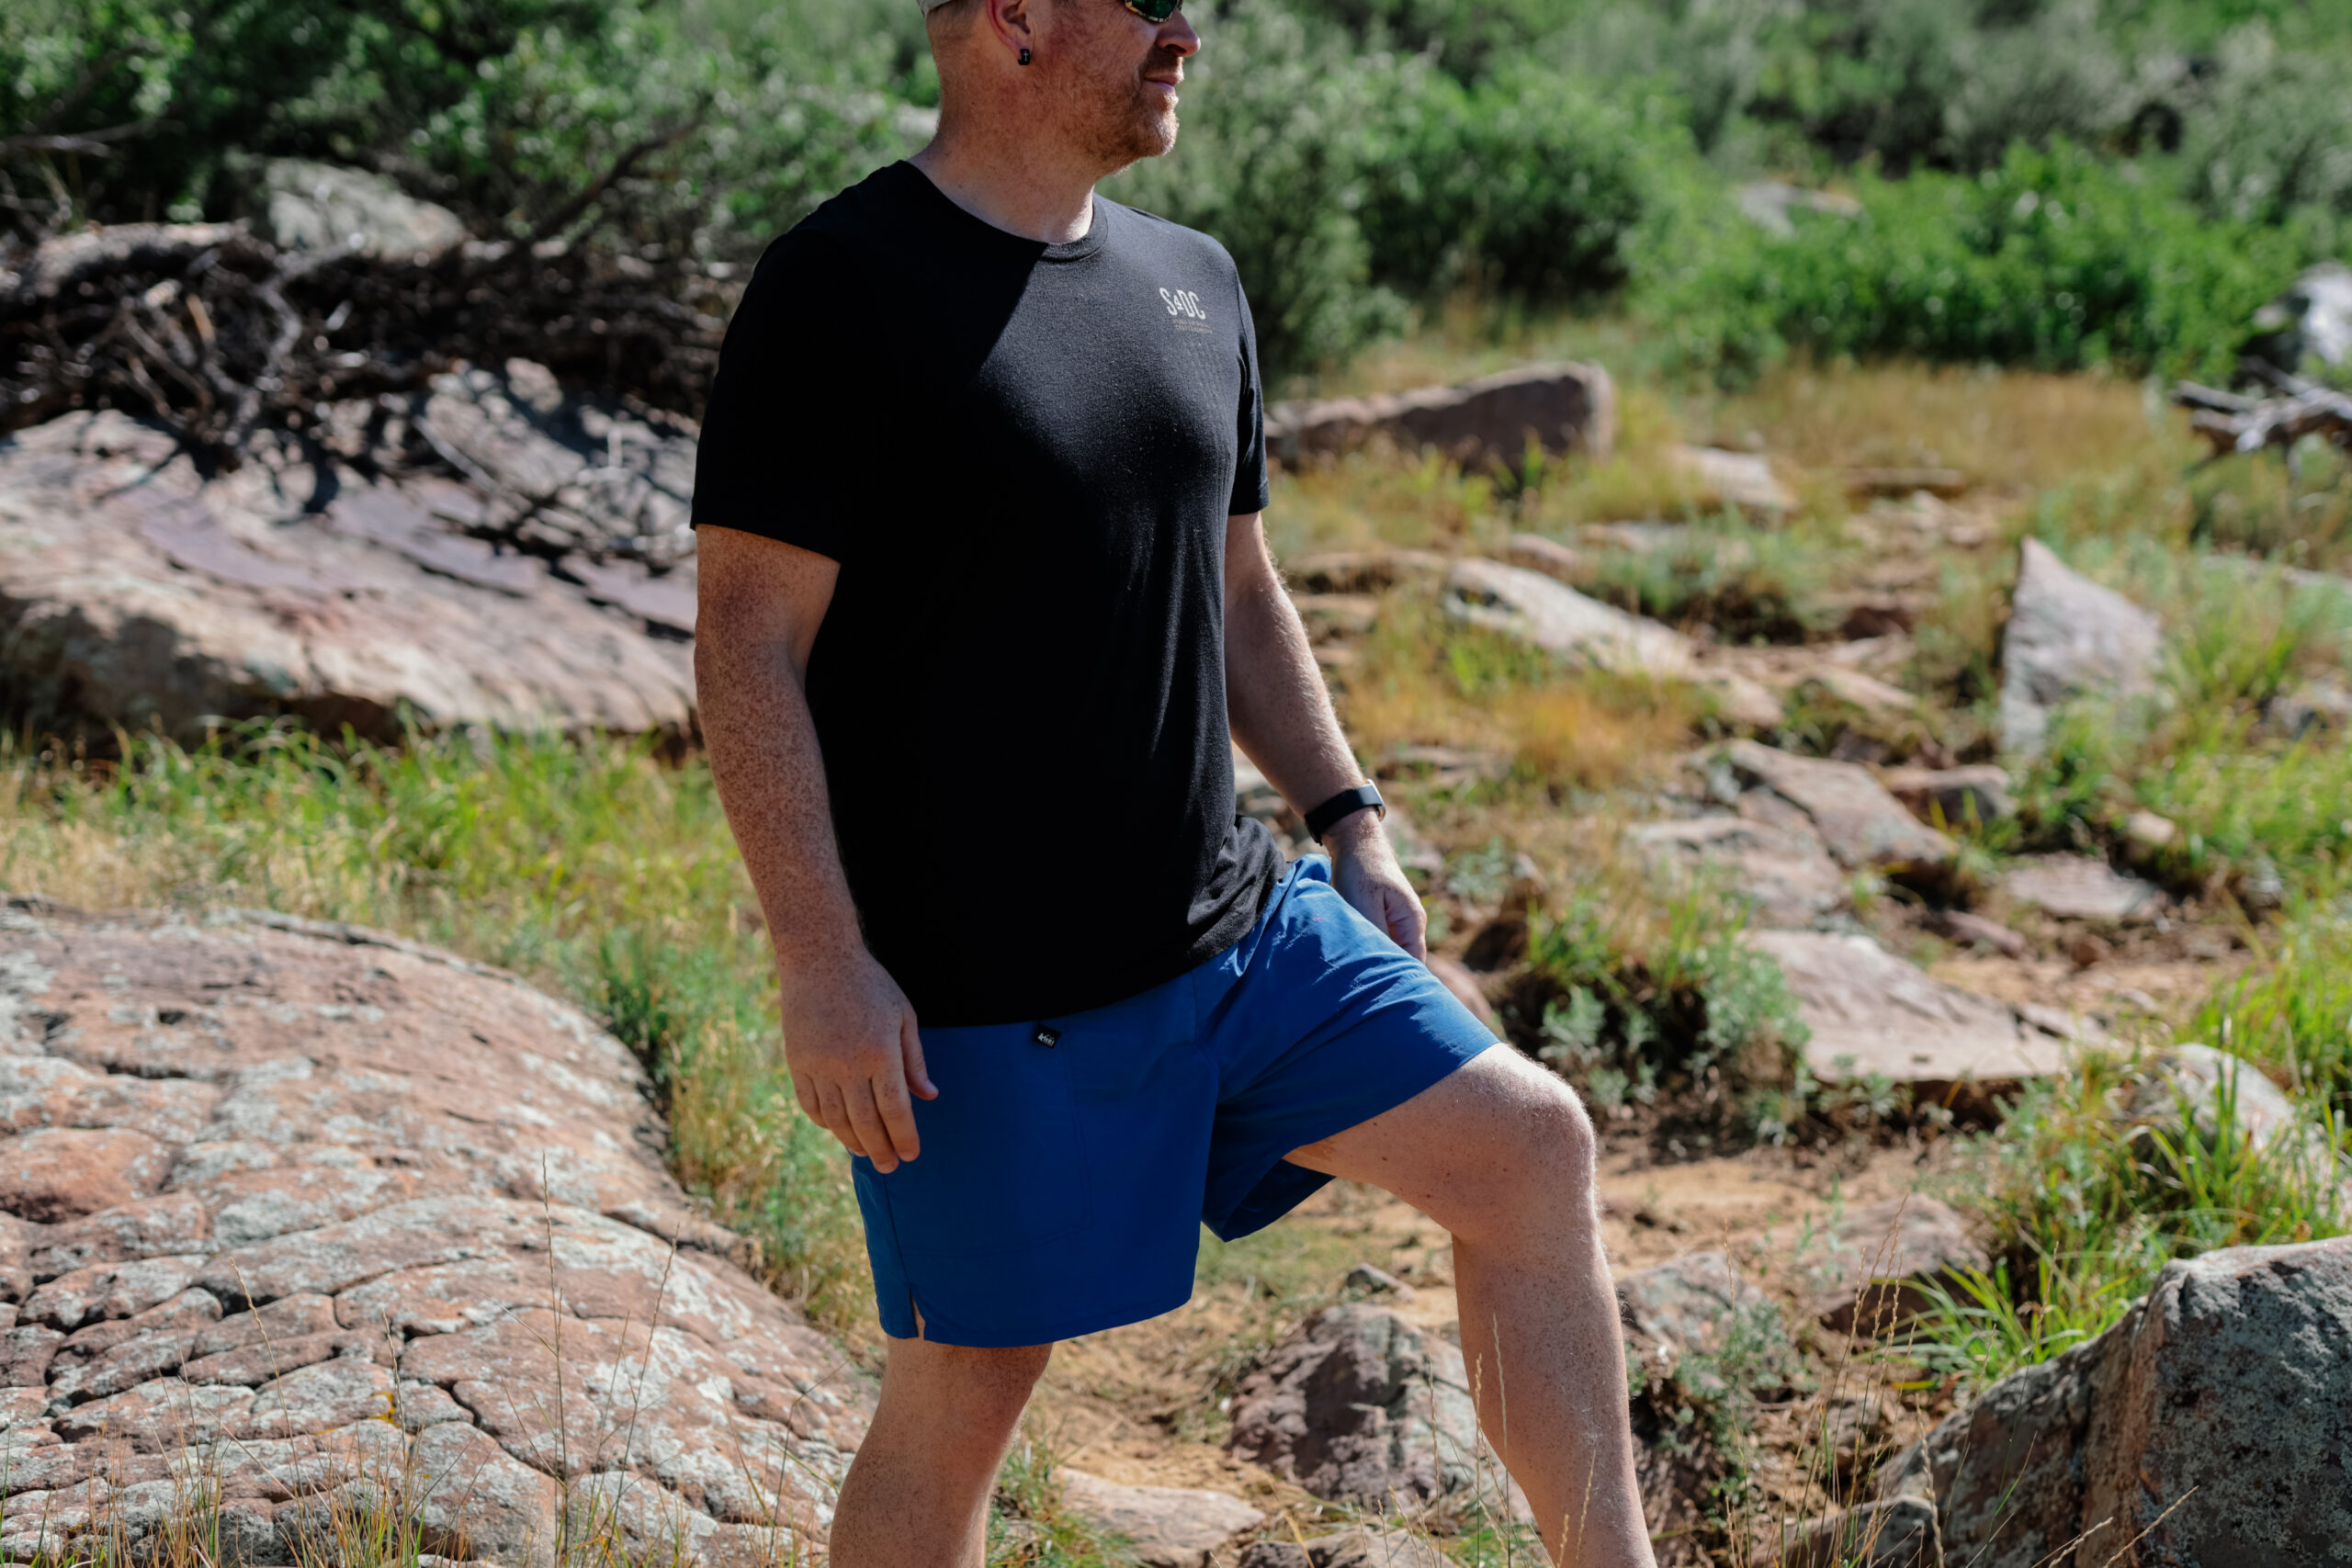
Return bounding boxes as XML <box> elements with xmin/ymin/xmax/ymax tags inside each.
<box><xmin>880</xmin><ymin>1338</ymin><xmax>1053</xmax><ymax>1431</ymax></box>
<box><xmin>1457</xmin><ymin>1055</ymin><xmax>1599</xmax><ymax>1235</ymax></box>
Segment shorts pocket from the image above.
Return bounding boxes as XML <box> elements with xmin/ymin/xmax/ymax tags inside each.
<box><xmin>874</xmin><ymin>1023</ymin><xmax>1091</xmax><ymax>1258</ymax></box>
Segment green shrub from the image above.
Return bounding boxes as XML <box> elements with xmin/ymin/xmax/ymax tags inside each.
<box><xmin>1355</xmin><ymin>62</ymin><xmax>1683</xmax><ymax>301</ymax></box>
<box><xmin>1645</xmin><ymin>141</ymin><xmax>2312</xmax><ymax>385</ymax></box>
<box><xmin>1114</xmin><ymin>0</ymin><xmax>1408</xmax><ymax>378</ymax></box>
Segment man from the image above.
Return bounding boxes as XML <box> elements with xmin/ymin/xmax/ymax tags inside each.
<box><xmin>690</xmin><ymin>1</ymin><xmax>1655</xmax><ymax>1562</ymax></box>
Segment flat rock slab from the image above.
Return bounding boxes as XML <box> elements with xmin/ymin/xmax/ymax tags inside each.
<box><xmin>1626</xmin><ymin>815</ymin><xmax>1849</xmax><ymax>928</ymax></box>
<box><xmin>1881</xmin><ymin>1235</ymin><xmax>2352</xmax><ymax>1567</ymax></box>
<box><xmin>1724</xmin><ymin>742</ymin><xmax>1956</xmax><ymax>876</ymax></box>
<box><xmin>0</xmin><ymin>406</ymin><xmax>695</xmax><ymax>745</ymax></box>
<box><xmin>1444</xmin><ymin>558</ymin><xmax>1694</xmax><ymax>678</ymax></box>
<box><xmin>2001</xmin><ymin>855</ymin><xmax>2162</xmax><ymax>922</ymax></box>
<box><xmin>0</xmin><ymin>900</ymin><xmax>871</xmax><ymax>1565</ymax></box>
<box><xmin>1999</xmin><ymin>539</ymin><xmax>2160</xmax><ymax>756</ymax></box>
<box><xmin>1057</xmin><ymin>1471</ymin><xmax>1262</xmax><ymax>1568</ymax></box>
<box><xmin>1267</xmin><ymin>363</ymin><xmax>1614</xmax><ymax>468</ymax></box>
<box><xmin>1745</xmin><ymin>931</ymin><xmax>2072</xmax><ymax>1085</ymax></box>
<box><xmin>1668</xmin><ymin>446</ymin><xmax>1793</xmax><ymax>513</ymax></box>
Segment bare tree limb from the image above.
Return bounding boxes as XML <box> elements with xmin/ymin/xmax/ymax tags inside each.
<box><xmin>524</xmin><ymin>119</ymin><xmax>703</xmax><ymax>250</ymax></box>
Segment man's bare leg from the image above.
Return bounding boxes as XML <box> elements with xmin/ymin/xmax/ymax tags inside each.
<box><xmin>828</xmin><ymin>1337</ymin><xmax>1052</xmax><ymax>1568</ymax></box>
<box><xmin>1286</xmin><ymin>1045</ymin><xmax>1654</xmax><ymax>1567</ymax></box>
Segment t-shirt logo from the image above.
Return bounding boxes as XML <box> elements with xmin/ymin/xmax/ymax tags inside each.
<box><xmin>1159</xmin><ymin>287</ymin><xmax>1212</xmax><ymax>334</ymax></box>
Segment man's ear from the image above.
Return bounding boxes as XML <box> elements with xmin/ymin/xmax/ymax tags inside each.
<box><xmin>985</xmin><ymin>0</ymin><xmax>1038</xmax><ymax>64</ymax></box>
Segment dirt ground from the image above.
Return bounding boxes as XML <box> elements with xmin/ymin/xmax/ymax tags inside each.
<box><xmin>1025</xmin><ymin>1132</ymin><xmax>1956</xmax><ymax>1522</ymax></box>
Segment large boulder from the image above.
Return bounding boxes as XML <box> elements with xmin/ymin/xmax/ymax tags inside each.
<box><xmin>1745</xmin><ymin>931</ymin><xmax>2073</xmax><ymax>1086</ymax></box>
<box><xmin>1998</xmin><ymin>541</ymin><xmax>2161</xmax><ymax>756</ymax></box>
<box><xmin>1878</xmin><ymin>1235</ymin><xmax>2352</xmax><ymax>1567</ymax></box>
<box><xmin>0</xmin><ymin>900</ymin><xmax>872</xmax><ymax>1564</ymax></box>
<box><xmin>0</xmin><ymin>400</ymin><xmax>696</xmax><ymax>744</ymax></box>
<box><xmin>258</xmin><ymin>160</ymin><xmax>469</xmax><ymax>264</ymax></box>
<box><xmin>1223</xmin><ymin>1305</ymin><xmax>1478</xmax><ymax>1506</ymax></box>
<box><xmin>1724</xmin><ymin>742</ymin><xmax>1957</xmax><ymax>881</ymax></box>
<box><xmin>1267</xmin><ymin>363</ymin><xmax>1614</xmax><ymax>468</ymax></box>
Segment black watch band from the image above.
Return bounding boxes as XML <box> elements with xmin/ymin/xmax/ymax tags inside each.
<box><xmin>1304</xmin><ymin>784</ymin><xmax>1386</xmax><ymax>842</ymax></box>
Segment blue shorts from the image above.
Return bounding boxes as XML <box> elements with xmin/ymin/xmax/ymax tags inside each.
<box><xmin>851</xmin><ymin>857</ymin><xmax>1499</xmax><ymax>1347</ymax></box>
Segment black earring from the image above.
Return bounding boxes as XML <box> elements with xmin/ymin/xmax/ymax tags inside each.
<box><xmin>1018</xmin><ymin>47</ymin><xmax>1032</xmax><ymax>64</ymax></box>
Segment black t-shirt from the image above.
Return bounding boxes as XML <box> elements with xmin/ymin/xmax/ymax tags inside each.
<box><xmin>693</xmin><ymin>161</ymin><xmax>1283</xmax><ymax>1026</ymax></box>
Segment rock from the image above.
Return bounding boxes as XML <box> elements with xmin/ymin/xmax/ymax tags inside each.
<box><xmin>2121</xmin><ymin>809</ymin><xmax>2179</xmax><ymax>852</ymax></box>
<box><xmin>1291</xmin><ymin>592</ymin><xmax>1379</xmax><ymax>638</ymax></box>
<box><xmin>1502</xmin><ymin>533</ymin><xmax>1586</xmax><ymax>581</ymax></box>
<box><xmin>0</xmin><ymin>1128</ymin><xmax>175</xmax><ymax>1224</ymax></box>
<box><xmin>1878</xmin><ymin>765</ymin><xmax>2012</xmax><ymax>829</ymax></box>
<box><xmin>1804</xmin><ymin>1197</ymin><xmax>1989</xmax><ymax>1336</ymax></box>
<box><xmin>1056</xmin><ymin>1471</ymin><xmax>1262</xmax><ymax>1568</ymax></box>
<box><xmin>2266</xmin><ymin>674</ymin><xmax>2352</xmax><ymax>738</ymax></box>
<box><xmin>0</xmin><ymin>902</ymin><xmax>873</xmax><ymax>1559</ymax></box>
<box><xmin>2247</xmin><ymin>260</ymin><xmax>2352</xmax><ymax>377</ymax></box>
<box><xmin>2001</xmin><ymin>856</ymin><xmax>2162</xmax><ymax>922</ymax></box>
<box><xmin>1267</xmin><ymin>363</ymin><xmax>1615</xmax><ymax>468</ymax></box>
<box><xmin>1724</xmin><ymin>742</ymin><xmax>1956</xmax><ymax>879</ymax></box>
<box><xmin>1626</xmin><ymin>816</ymin><xmax>1849</xmax><ymax>928</ymax></box>
<box><xmin>258</xmin><ymin>160</ymin><xmax>469</xmax><ymax>263</ymax></box>
<box><xmin>1424</xmin><ymin>957</ymin><xmax>1499</xmax><ymax>1032</ymax></box>
<box><xmin>1616</xmin><ymin>1251</ymin><xmax>1771</xmax><ymax>1362</ymax></box>
<box><xmin>0</xmin><ymin>409</ymin><xmax>697</xmax><ymax>745</ymax></box>
<box><xmin>1922</xmin><ymin>908</ymin><xmax>2030</xmax><ymax>960</ymax></box>
<box><xmin>1224</xmin><ymin>1305</ymin><xmax>1478</xmax><ymax>1506</ymax></box>
<box><xmin>1238</xmin><ymin>1528</ymin><xmax>1451</xmax><ymax>1568</ymax></box>
<box><xmin>1878</xmin><ymin>1235</ymin><xmax>2352</xmax><ymax>1568</ymax></box>
<box><xmin>1443</xmin><ymin>559</ymin><xmax>1694</xmax><ymax>678</ymax></box>
<box><xmin>1771</xmin><ymin>1497</ymin><xmax>1941</xmax><ymax>1568</ymax></box>
<box><xmin>1735</xmin><ymin>182</ymin><xmax>1863</xmax><ymax>238</ymax></box>
<box><xmin>1745</xmin><ymin>931</ymin><xmax>2071</xmax><ymax>1085</ymax></box>
<box><xmin>1342</xmin><ymin>1263</ymin><xmax>1415</xmax><ymax>1302</ymax></box>
<box><xmin>1668</xmin><ymin>446</ymin><xmax>1794</xmax><ymax>514</ymax></box>
<box><xmin>1282</xmin><ymin>549</ymin><xmax>1449</xmax><ymax>595</ymax></box>
<box><xmin>1998</xmin><ymin>540</ymin><xmax>2161</xmax><ymax>755</ymax></box>
<box><xmin>2120</xmin><ymin>1045</ymin><xmax>2336</xmax><ymax>1191</ymax></box>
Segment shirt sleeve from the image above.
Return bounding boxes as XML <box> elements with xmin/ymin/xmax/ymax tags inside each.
<box><xmin>1229</xmin><ymin>270</ymin><xmax>1272</xmax><ymax>517</ymax></box>
<box><xmin>691</xmin><ymin>228</ymin><xmax>866</xmax><ymax>563</ymax></box>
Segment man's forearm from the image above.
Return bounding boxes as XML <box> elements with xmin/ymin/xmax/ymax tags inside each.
<box><xmin>1224</xmin><ymin>528</ymin><xmax>1364</xmax><ymax>814</ymax></box>
<box><xmin>695</xmin><ymin>633</ymin><xmax>863</xmax><ymax>969</ymax></box>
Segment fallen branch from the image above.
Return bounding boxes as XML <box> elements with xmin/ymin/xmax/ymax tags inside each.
<box><xmin>2174</xmin><ymin>373</ymin><xmax>2352</xmax><ymax>460</ymax></box>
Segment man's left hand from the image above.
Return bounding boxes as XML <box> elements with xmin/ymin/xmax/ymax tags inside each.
<box><xmin>1323</xmin><ymin>810</ymin><xmax>1428</xmax><ymax>962</ymax></box>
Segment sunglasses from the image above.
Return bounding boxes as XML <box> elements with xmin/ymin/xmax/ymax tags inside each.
<box><xmin>1119</xmin><ymin>0</ymin><xmax>1182</xmax><ymax>19</ymax></box>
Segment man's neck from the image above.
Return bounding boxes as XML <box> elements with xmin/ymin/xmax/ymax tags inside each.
<box><xmin>910</xmin><ymin>116</ymin><xmax>1104</xmax><ymax>245</ymax></box>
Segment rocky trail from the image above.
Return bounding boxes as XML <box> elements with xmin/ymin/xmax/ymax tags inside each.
<box><xmin>7</xmin><ymin>267</ymin><xmax>2352</xmax><ymax>1563</ymax></box>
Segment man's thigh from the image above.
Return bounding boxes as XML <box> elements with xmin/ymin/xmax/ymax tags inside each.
<box><xmin>1283</xmin><ymin>1044</ymin><xmax>1595</xmax><ymax>1242</ymax></box>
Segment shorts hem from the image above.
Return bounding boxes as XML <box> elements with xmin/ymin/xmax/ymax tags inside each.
<box><xmin>1205</xmin><ymin>1037</ymin><xmax>1501</xmax><ymax>1243</ymax></box>
<box><xmin>899</xmin><ymin>1280</ymin><xmax>1198</xmax><ymax>1348</ymax></box>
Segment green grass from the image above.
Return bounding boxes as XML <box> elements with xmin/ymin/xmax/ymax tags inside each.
<box><xmin>0</xmin><ymin>724</ymin><xmax>872</xmax><ymax>1336</ymax></box>
<box><xmin>1915</xmin><ymin>1053</ymin><xmax>2347</xmax><ymax>1392</ymax></box>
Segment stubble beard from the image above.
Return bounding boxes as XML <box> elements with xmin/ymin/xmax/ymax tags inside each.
<box><xmin>1068</xmin><ymin>45</ymin><xmax>1185</xmax><ymax>171</ymax></box>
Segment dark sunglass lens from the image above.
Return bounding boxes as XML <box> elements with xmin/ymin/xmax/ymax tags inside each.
<box><xmin>1127</xmin><ymin>0</ymin><xmax>1180</xmax><ymax>18</ymax></box>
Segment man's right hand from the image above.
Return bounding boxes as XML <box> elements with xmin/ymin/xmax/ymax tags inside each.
<box><xmin>780</xmin><ymin>945</ymin><xmax>937</xmax><ymax>1174</ymax></box>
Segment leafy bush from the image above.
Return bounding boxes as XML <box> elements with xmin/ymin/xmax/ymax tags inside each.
<box><xmin>1114</xmin><ymin>0</ymin><xmax>1408</xmax><ymax>378</ymax></box>
<box><xmin>1523</xmin><ymin>886</ymin><xmax>1809</xmax><ymax>1125</ymax></box>
<box><xmin>1355</xmin><ymin>62</ymin><xmax>1682</xmax><ymax>301</ymax></box>
<box><xmin>1644</xmin><ymin>141</ymin><xmax>2312</xmax><ymax>385</ymax></box>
